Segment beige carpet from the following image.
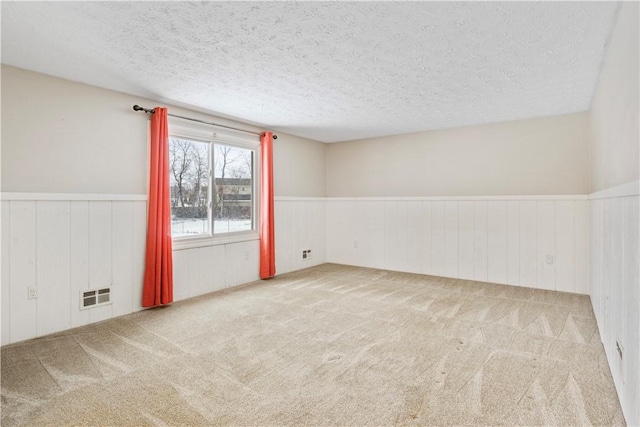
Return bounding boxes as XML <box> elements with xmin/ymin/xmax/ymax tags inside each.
<box><xmin>1</xmin><ymin>263</ymin><xmax>625</xmax><ymax>426</ymax></box>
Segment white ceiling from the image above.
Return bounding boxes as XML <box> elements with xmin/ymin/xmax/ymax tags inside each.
<box><xmin>1</xmin><ymin>1</ymin><xmax>619</xmax><ymax>143</ymax></box>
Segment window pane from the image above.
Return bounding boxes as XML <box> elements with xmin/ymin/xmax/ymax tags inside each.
<box><xmin>169</xmin><ymin>137</ymin><xmax>210</xmax><ymax>237</ymax></box>
<box><xmin>214</xmin><ymin>144</ymin><xmax>253</xmax><ymax>234</ymax></box>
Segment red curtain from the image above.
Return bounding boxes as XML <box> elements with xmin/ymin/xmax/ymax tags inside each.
<box><xmin>259</xmin><ymin>131</ymin><xmax>276</xmax><ymax>279</ymax></box>
<box><xmin>142</xmin><ymin>107</ymin><xmax>174</xmax><ymax>307</ymax></box>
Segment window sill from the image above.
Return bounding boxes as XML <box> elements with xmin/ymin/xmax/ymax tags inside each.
<box><xmin>172</xmin><ymin>232</ymin><xmax>259</xmax><ymax>251</ymax></box>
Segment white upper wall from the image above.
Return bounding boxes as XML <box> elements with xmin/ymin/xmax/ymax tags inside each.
<box><xmin>326</xmin><ymin>112</ymin><xmax>590</xmax><ymax>197</ymax></box>
<box><xmin>1</xmin><ymin>65</ymin><xmax>326</xmax><ymax>197</ymax></box>
<box><xmin>590</xmin><ymin>1</ymin><xmax>639</xmax><ymax>192</ymax></box>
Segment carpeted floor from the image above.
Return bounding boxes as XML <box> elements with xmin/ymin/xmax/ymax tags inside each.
<box><xmin>1</xmin><ymin>263</ymin><xmax>626</xmax><ymax>426</ymax></box>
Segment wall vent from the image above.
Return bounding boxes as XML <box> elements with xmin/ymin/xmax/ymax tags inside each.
<box><xmin>81</xmin><ymin>288</ymin><xmax>111</xmax><ymax>310</ymax></box>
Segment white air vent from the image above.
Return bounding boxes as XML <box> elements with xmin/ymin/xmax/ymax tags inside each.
<box><xmin>80</xmin><ymin>287</ymin><xmax>111</xmax><ymax>310</ymax></box>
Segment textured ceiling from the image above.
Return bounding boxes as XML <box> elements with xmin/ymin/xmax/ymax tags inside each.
<box><xmin>1</xmin><ymin>2</ymin><xmax>619</xmax><ymax>143</ymax></box>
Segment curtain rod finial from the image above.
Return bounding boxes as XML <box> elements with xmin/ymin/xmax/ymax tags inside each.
<box><xmin>133</xmin><ymin>105</ymin><xmax>155</xmax><ymax>114</ymax></box>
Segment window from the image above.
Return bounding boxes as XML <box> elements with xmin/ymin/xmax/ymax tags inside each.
<box><xmin>213</xmin><ymin>145</ymin><xmax>254</xmax><ymax>234</ymax></box>
<box><xmin>169</xmin><ymin>136</ymin><xmax>211</xmax><ymax>237</ymax></box>
<box><xmin>168</xmin><ymin>121</ymin><xmax>259</xmax><ymax>244</ymax></box>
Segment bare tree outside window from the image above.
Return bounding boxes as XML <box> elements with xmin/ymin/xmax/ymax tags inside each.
<box><xmin>169</xmin><ymin>138</ymin><xmax>193</xmax><ymax>208</ymax></box>
<box><xmin>214</xmin><ymin>144</ymin><xmax>253</xmax><ymax>233</ymax></box>
<box><xmin>169</xmin><ymin>137</ymin><xmax>210</xmax><ymax>236</ymax></box>
<box><xmin>190</xmin><ymin>144</ymin><xmax>209</xmax><ymax>209</ymax></box>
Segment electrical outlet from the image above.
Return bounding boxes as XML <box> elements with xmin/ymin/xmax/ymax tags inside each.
<box><xmin>28</xmin><ymin>286</ymin><xmax>38</xmax><ymax>300</ymax></box>
<box><xmin>307</xmin><ymin>249</ymin><xmax>312</xmax><ymax>259</ymax></box>
<box><xmin>244</xmin><ymin>251</ymin><xmax>249</xmax><ymax>261</ymax></box>
<box><xmin>545</xmin><ymin>255</ymin><xmax>554</xmax><ymax>265</ymax></box>
<box><xmin>302</xmin><ymin>250</ymin><xmax>308</xmax><ymax>260</ymax></box>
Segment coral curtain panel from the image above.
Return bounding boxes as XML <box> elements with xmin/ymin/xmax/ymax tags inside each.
<box><xmin>259</xmin><ymin>131</ymin><xmax>276</xmax><ymax>279</ymax></box>
<box><xmin>142</xmin><ymin>107</ymin><xmax>174</xmax><ymax>307</ymax></box>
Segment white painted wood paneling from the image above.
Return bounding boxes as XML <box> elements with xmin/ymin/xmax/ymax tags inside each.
<box><xmin>2</xmin><ymin>197</ymin><xmax>149</xmax><ymax>344</ymax></box>
<box><xmin>487</xmin><ymin>201</ymin><xmax>508</xmax><ymax>284</ymax></box>
<box><xmin>353</xmin><ymin>201</ymin><xmax>369</xmax><ymax>268</ymax></box>
<box><xmin>519</xmin><ymin>201</ymin><xmax>537</xmax><ymax>288</ymax></box>
<box><xmin>623</xmin><ymin>196</ymin><xmax>639</xmax><ymax>425</ymax></box>
<box><xmin>590</xmin><ymin>188</ymin><xmax>639</xmax><ymax>427</ymax></box>
<box><xmin>173</xmin><ymin>243</ymin><xmax>235</xmax><ymax>301</ymax></box>
<box><xmin>195</xmin><ymin>246</ymin><xmax>218</xmax><ymax>296</ymax></box>
<box><xmin>1</xmin><ymin>201</ymin><xmax>11</xmax><ymax>345</ymax></box>
<box><xmin>70</xmin><ymin>201</ymin><xmax>90</xmax><ymax>328</ymax></box>
<box><xmin>592</xmin><ymin>199</ymin><xmax>602</xmax><ymax>328</ymax></box>
<box><xmin>406</xmin><ymin>201</ymin><xmax>423</xmax><ymax>274</ymax></box>
<box><xmin>444</xmin><ymin>201</ymin><xmax>459</xmax><ymax>278</ymax></box>
<box><xmin>384</xmin><ymin>201</ymin><xmax>408</xmax><ymax>272</ymax></box>
<box><xmin>88</xmin><ymin>303</ymin><xmax>113</xmax><ymax>324</ymax></box>
<box><xmin>536</xmin><ymin>201</ymin><xmax>556</xmax><ymax>290</ymax></box>
<box><xmin>507</xmin><ymin>201</ymin><xmax>520</xmax><ymax>286</ymax></box>
<box><xmin>555</xmin><ymin>201</ymin><xmax>575</xmax><ymax>292</ymax></box>
<box><xmin>574</xmin><ymin>200</ymin><xmax>589</xmax><ymax>295</ymax></box>
<box><xmin>172</xmin><ymin>249</ymin><xmax>191</xmax><ymax>302</ymax></box>
<box><xmin>444</xmin><ymin>200</ymin><xmax>459</xmax><ymax>277</ymax></box>
<box><xmin>420</xmin><ymin>201</ymin><xmax>432</xmax><ymax>274</ymax></box>
<box><xmin>2</xmin><ymin>194</ymin><xmax>592</xmax><ymax>346</ymax></box>
<box><xmin>431</xmin><ymin>201</ymin><xmax>445</xmax><ymax>276</ymax></box>
<box><xmin>325</xmin><ymin>195</ymin><xmax>589</xmax><ymax>202</ymax></box>
<box><xmin>275</xmin><ymin>200</ymin><xmax>293</xmax><ymax>273</ymax></box>
<box><xmin>312</xmin><ymin>201</ymin><xmax>327</xmax><ymax>266</ymax></box>
<box><xmin>609</xmin><ymin>198</ymin><xmax>624</xmax><ymax>373</ymax></box>
<box><xmin>211</xmin><ymin>245</ymin><xmax>227</xmax><ymax>292</ymax></box>
<box><xmin>371</xmin><ymin>201</ymin><xmax>386</xmax><ymax>269</ymax></box>
<box><xmin>326</xmin><ymin>200</ymin><xmax>352</xmax><ymax>265</ymax></box>
<box><xmin>296</xmin><ymin>201</ymin><xmax>307</xmax><ymax>265</ymax></box>
<box><xmin>458</xmin><ymin>201</ymin><xmax>474</xmax><ymax>280</ymax></box>
<box><xmin>9</xmin><ymin>201</ymin><xmax>38</xmax><ymax>342</ymax></box>
<box><xmin>474</xmin><ymin>201</ymin><xmax>488</xmax><ymax>282</ymax></box>
<box><xmin>111</xmin><ymin>202</ymin><xmax>134</xmax><ymax>317</ymax></box>
<box><xmin>353</xmin><ymin>201</ymin><xmax>383</xmax><ymax>269</ymax></box>
<box><xmin>0</xmin><ymin>194</ymin><xmax>264</xmax><ymax>345</ymax></box>
<box><xmin>1</xmin><ymin>193</ymin><xmax>147</xmax><ymax>201</ymax></box>
<box><xmin>604</xmin><ymin>197</ymin><xmax>612</xmax><ymax>338</ymax></box>
<box><xmin>89</xmin><ymin>201</ymin><xmax>112</xmax><ymax>289</ymax></box>
<box><xmin>343</xmin><ymin>200</ymin><xmax>359</xmax><ymax>267</ymax></box>
<box><xmin>88</xmin><ymin>201</ymin><xmax>113</xmax><ymax>324</ymax></box>
<box><xmin>325</xmin><ymin>197</ymin><xmax>588</xmax><ymax>295</ymax></box>
<box><xmin>225</xmin><ymin>240</ymin><xmax>260</xmax><ymax>288</ymax></box>
<box><xmin>36</xmin><ymin>201</ymin><xmax>71</xmax><ymax>336</ymax></box>
<box><xmin>131</xmin><ymin>201</ymin><xmax>147</xmax><ymax>311</ymax></box>
<box><xmin>275</xmin><ymin>199</ymin><xmax>326</xmax><ymax>275</ymax></box>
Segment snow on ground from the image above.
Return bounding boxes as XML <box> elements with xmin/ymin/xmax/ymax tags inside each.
<box><xmin>172</xmin><ymin>218</ymin><xmax>252</xmax><ymax>237</ymax></box>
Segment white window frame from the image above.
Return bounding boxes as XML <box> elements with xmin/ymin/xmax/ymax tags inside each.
<box><xmin>169</xmin><ymin>117</ymin><xmax>260</xmax><ymax>250</ymax></box>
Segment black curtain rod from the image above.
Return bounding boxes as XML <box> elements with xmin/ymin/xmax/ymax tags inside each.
<box><xmin>132</xmin><ymin>105</ymin><xmax>277</xmax><ymax>139</ymax></box>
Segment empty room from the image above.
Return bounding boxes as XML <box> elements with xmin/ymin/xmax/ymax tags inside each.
<box><xmin>1</xmin><ymin>1</ymin><xmax>638</xmax><ymax>426</ymax></box>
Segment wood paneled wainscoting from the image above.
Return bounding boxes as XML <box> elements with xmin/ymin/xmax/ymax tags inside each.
<box><xmin>327</xmin><ymin>196</ymin><xmax>590</xmax><ymax>294</ymax></box>
<box><xmin>1</xmin><ymin>194</ymin><xmax>327</xmax><ymax>345</ymax></box>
